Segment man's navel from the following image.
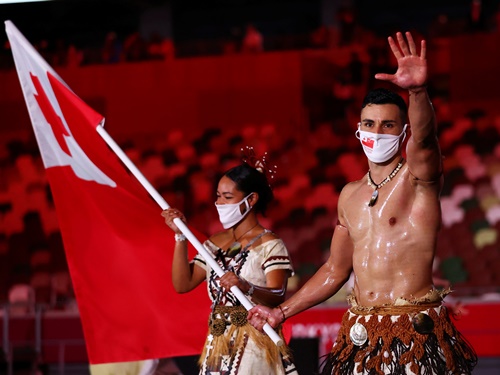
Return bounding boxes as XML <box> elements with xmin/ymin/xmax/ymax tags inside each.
<box><xmin>389</xmin><ymin>217</ymin><xmax>396</xmax><ymax>225</ymax></box>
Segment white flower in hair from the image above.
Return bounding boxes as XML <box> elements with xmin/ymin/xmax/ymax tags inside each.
<box><xmin>255</xmin><ymin>160</ymin><xmax>264</xmax><ymax>173</ymax></box>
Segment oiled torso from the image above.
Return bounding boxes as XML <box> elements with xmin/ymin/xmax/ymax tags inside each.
<box><xmin>340</xmin><ymin>166</ymin><xmax>441</xmax><ymax>306</ymax></box>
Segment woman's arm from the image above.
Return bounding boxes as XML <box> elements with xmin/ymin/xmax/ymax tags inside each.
<box><xmin>219</xmin><ymin>268</ymin><xmax>290</xmax><ymax>307</ymax></box>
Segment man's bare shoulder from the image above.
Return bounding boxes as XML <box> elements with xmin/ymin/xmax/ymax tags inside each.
<box><xmin>338</xmin><ymin>176</ymin><xmax>366</xmax><ymax>207</ymax></box>
<box><xmin>341</xmin><ymin>176</ymin><xmax>365</xmax><ymax>196</ymax></box>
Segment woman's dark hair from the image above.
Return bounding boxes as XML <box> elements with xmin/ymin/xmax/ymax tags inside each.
<box><xmin>224</xmin><ymin>163</ymin><xmax>274</xmax><ymax>215</ymax></box>
<box><xmin>361</xmin><ymin>88</ymin><xmax>408</xmax><ymax>122</ymax></box>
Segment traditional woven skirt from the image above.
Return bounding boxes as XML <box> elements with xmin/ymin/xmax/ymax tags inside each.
<box><xmin>199</xmin><ymin>305</ymin><xmax>298</xmax><ymax>375</ymax></box>
<box><xmin>320</xmin><ymin>291</ymin><xmax>477</xmax><ymax>375</ymax></box>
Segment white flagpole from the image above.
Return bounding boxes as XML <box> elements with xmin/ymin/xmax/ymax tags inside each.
<box><xmin>96</xmin><ymin>125</ymin><xmax>283</xmax><ymax>346</ymax></box>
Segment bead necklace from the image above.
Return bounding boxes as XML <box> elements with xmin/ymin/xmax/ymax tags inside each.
<box><xmin>366</xmin><ymin>158</ymin><xmax>404</xmax><ymax>207</ymax></box>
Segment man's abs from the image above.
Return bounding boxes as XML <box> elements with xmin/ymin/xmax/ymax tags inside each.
<box><xmin>352</xmin><ymin>247</ymin><xmax>434</xmax><ymax>306</ymax></box>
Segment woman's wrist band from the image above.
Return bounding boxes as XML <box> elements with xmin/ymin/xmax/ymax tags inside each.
<box><xmin>175</xmin><ymin>233</ymin><xmax>187</xmax><ymax>242</ymax></box>
<box><xmin>278</xmin><ymin>305</ymin><xmax>286</xmax><ymax>322</ymax></box>
<box><xmin>246</xmin><ymin>282</ymin><xmax>255</xmax><ymax>296</ymax></box>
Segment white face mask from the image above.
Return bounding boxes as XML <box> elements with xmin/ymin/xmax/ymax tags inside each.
<box><xmin>356</xmin><ymin>123</ymin><xmax>407</xmax><ymax>163</ymax></box>
<box><xmin>215</xmin><ymin>193</ymin><xmax>253</xmax><ymax>229</ymax></box>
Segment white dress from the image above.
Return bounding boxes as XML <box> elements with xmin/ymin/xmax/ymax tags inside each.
<box><xmin>193</xmin><ymin>230</ymin><xmax>298</xmax><ymax>375</ymax></box>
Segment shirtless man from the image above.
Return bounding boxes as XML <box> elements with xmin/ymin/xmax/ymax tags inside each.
<box><xmin>248</xmin><ymin>31</ymin><xmax>477</xmax><ymax>374</ymax></box>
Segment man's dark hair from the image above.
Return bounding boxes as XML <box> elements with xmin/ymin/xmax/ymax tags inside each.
<box><xmin>361</xmin><ymin>88</ymin><xmax>408</xmax><ymax>121</ymax></box>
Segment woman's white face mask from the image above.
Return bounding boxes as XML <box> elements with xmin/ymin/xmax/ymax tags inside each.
<box><xmin>215</xmin><ymin>193</ymin><xmax>253</xmax><ymax>229</ymax></box>
<box><xmin>356</xmin><ymin>123</ymin><xmax>407</xmax><ymax>163</ymax></box>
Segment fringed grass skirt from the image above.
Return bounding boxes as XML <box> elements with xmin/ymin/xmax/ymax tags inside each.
<box><xmin>199</xmin><ymin>305</ymin><xmax>298</xmax><ymax>375</ymax></box>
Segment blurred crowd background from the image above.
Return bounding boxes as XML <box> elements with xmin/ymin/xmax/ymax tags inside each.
<box><xmin>1</xmin><ymin>0</ymin><xmax>500</xmax><ymax>314</ymax></box>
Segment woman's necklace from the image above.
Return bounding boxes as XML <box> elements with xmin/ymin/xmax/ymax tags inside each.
<box><xmin>227</xmin><ymin>223</ymin><xmax>259</xmax><ymax>257</ymax></box>
<box><xmin>366</xmin><ymin>158</ymin><xmax>404</xmax><ymax>207</ymax></box>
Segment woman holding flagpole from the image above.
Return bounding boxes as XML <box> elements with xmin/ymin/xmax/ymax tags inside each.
<box><xmin>161</xmin><ymin>146</ymin><xmax>298</xmax><ymax>375</ymax></box>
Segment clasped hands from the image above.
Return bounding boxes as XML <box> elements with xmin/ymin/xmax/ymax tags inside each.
<box><xmin>247</xmin><ymin>305</ymin><xmax>283</xmax><ymax>331</ymax></box>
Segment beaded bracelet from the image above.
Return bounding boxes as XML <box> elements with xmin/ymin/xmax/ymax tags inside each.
<box><xmin>278</xmin><ymin>305</ymin><xmax>286</xmax><ymax>322</ymax></box>
<box><xmin>175</xmin><ymin>233</ymin><xmax>187</xmax><ymax>242</ymax></box>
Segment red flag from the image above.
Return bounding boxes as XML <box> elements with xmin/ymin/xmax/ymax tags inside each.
<box><xmin>5</xmin><ymin>20</ymin><xmax>211</xmax><ymax>364</ymax></box>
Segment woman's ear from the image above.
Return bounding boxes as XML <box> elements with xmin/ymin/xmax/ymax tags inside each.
<box><xmin>249</xmin><ymin>192</ymin><xmax>259</xmax><ymax>207</ymax></box>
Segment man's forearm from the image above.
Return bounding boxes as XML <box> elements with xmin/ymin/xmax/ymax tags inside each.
<box><xmin>408</xmin><ymin>88</ymin><xmax>437</xmax><ymax>143</ymax></box>
<box><xmin>278</xmin><ymin>267</ymin><xmax>347</xmax><ymax>320</ymax></box>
